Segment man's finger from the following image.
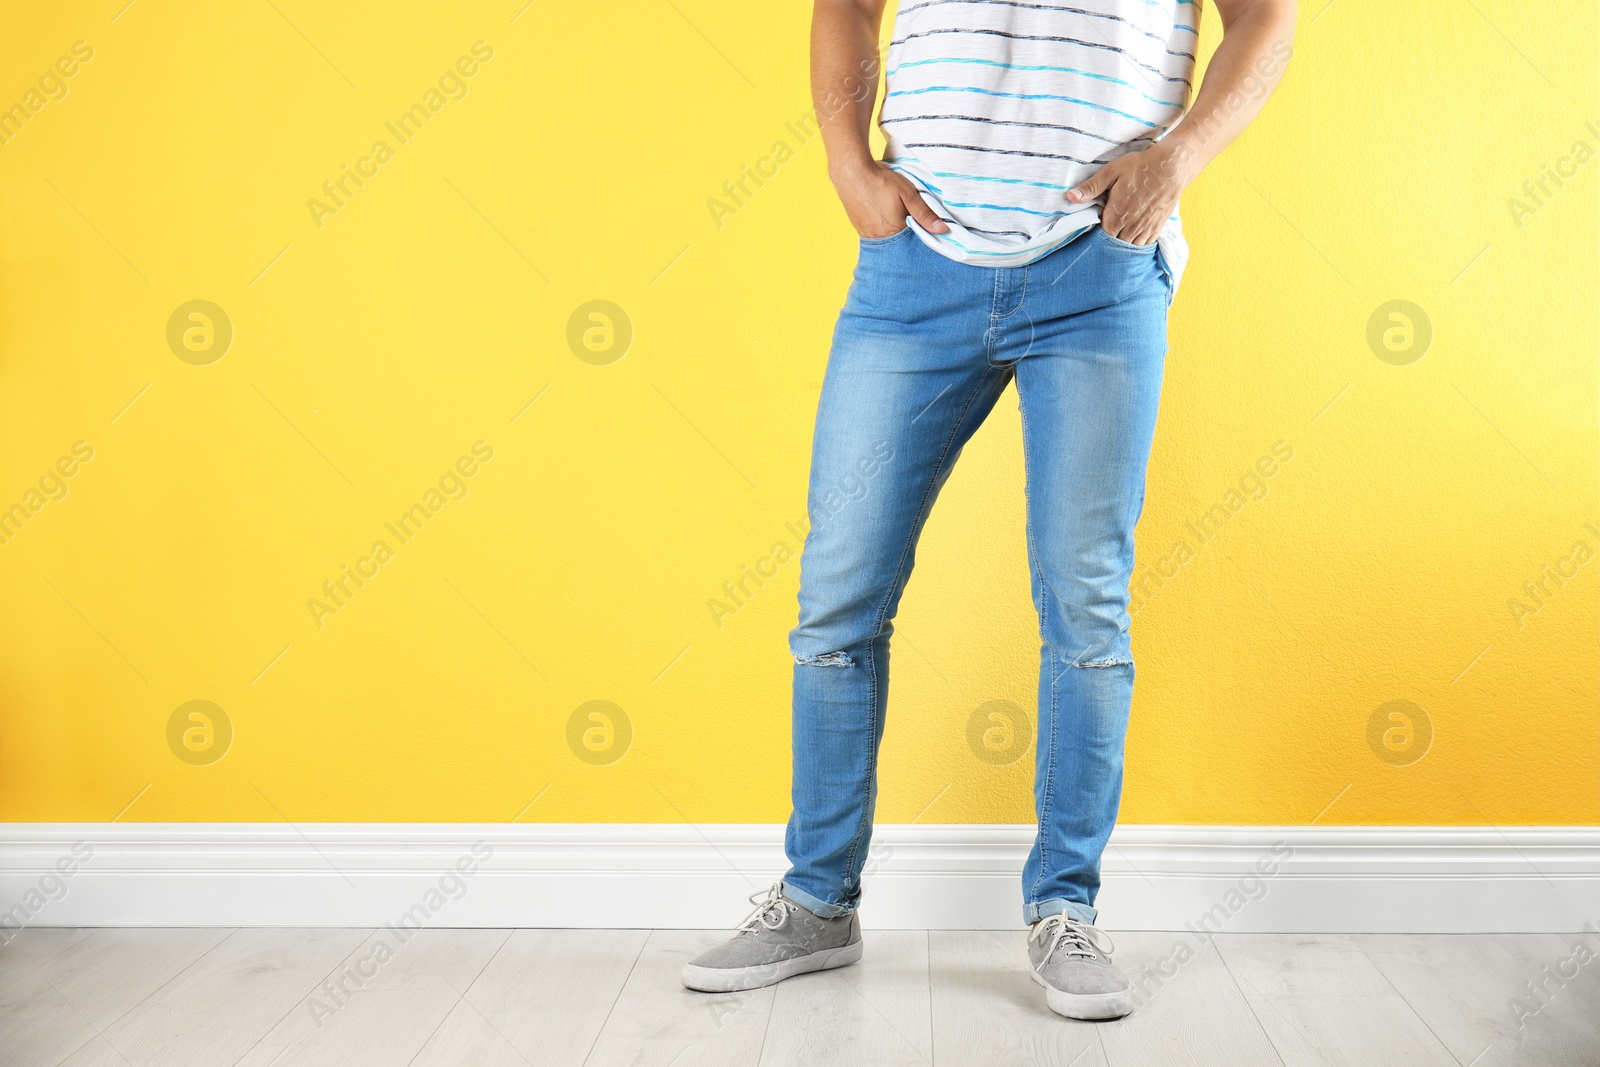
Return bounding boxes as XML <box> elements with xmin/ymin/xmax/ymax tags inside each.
<box><xmin>904</xmin><ymin>190</ymin><xmax>949</xmax><ymax>233</ymax></box>
<box><xmin>1100</xmin><ymin>198</ymin><xmax>1127</xmax><ymax>236</ymax></box>
<box><xmin>1066</xmin><ymin>163</ymin><xmax>1115</xmax><ymax>203</ymax></box>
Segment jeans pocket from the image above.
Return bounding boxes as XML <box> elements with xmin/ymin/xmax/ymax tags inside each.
<box><xmin>1098</xmin><ymin>227</ymin><xmax>1158</xmax><ymax>253</ymax></box>
<box><xmin>858</xmin><ymin>226</ymin><xmax>912</xmax><ymax>247</ymax></box>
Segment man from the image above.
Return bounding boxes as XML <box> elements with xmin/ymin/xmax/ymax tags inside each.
<box><xmin>683</xmin><ymin>0</ymin><xmax>1296</xmax><ymax>1020</ymax></box>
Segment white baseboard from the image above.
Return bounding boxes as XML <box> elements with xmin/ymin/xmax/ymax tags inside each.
<box><xmin>1</xmin><ymin>823</ymin><xmax>1595</xmax><ymax>934</ymax></box>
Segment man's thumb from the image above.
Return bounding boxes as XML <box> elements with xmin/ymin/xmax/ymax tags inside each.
<box><xmin>1066</xmin><ymin>166</ymin><xmax>1112</xmax><ymax>203</ymax></box>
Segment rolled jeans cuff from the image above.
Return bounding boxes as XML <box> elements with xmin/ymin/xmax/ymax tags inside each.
<box><xmin>1025</xmin><ymin>897</ymin><xmax>1097</xmax><ymax>927</ymax></box>
<box><xmin>780</xmin><ymin>880</ymin><xmax>856</xmax><ymax>919</ymax></box>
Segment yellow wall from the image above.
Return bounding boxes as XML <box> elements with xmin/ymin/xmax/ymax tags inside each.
<box><xmin>1</xmin><ymin>1</ymin><xmax>1594</xmax><ymax>827</ymax></box>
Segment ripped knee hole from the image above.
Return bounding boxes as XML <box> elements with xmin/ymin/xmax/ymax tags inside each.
<box><xmin>1066</xmin><ymin>657</ymin><xmax>1131</xmax><ymax>669</ymax></box>
<box><xmin>794</xmin><ymin>650</ymin><xmax>853</xmax><ymax>668</ymax></box>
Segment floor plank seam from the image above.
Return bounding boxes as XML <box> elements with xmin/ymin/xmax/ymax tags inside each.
<box><xmin>1350</xmin><ymin>935</ymin><xmax>1474</xmax><ymax>1067</ymax></box>
<box><xmin>228</xmin><ymin>929</ymin><xmax>370</xmax><ymax>1067</ymax></box>
<box><xmin>404</xmin><ymin>985</ymin><xmax>464</xmax><ymax>1067</ymax></box>
<box><xmin>580</xmin><ymin>932</ymin><xmax>649</xmax><ymax>1067</ymax></box>
<box><xmin>1208</xmin><ymin>939</ymin><xmax>1290</xmax><ymax>1067</ymax></box>
<box><xmin>102</xmin><ymin>927</ymin><xmax>242</xmax><ymax>1064</ymax></box>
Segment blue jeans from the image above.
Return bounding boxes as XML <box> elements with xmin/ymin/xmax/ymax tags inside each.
<box><xmin>781</xmin><ymin>224</ymin><xmax>1172</xmax><ymax>927</ymax></box>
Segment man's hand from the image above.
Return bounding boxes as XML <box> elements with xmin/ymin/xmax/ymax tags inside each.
<box><xmin>812</xmin><ymin>0</ymin><xmax>947</xmax><ymax>240</ymax></box>
<box><xmin>1068</xmin><ymin>0</ymin><xmax>1297</xmax><ymax>247</ymax></box>
<box><xmin>831</xmin><ymin>159</ymin><xmax>950</xmax><ymax>238</ymax></box>
<box><xmin>1066</xmin><ymin>140</ymin><xmax>1198</xmax><ymax>247</ymax></box>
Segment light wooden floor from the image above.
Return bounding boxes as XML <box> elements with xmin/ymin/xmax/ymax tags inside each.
<box><xmin>2</xmin><ymin>927</ymin><xmax>1595</xmax><ymax>1066</ymax></box>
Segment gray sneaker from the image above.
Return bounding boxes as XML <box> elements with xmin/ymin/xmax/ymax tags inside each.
<box><xmin>1028</xmin><ymin>914</ymin><xmax>1134</xmax><ymax>1020</ymax></box>
<box><xmin>681</xmin><ymin>883</ymin><xmax>863</xmax><ymax>993</ymax></box>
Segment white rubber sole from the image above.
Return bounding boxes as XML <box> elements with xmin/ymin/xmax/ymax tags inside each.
<box><xmin>1030</xmin><ymin>968</ymin><xmax>1136</xmax><ymax>1021</ymax></box>
<box><xmin>681</xmin><ymin>939</ymin><xmax>864</xmax><ymax>993</ymax></box>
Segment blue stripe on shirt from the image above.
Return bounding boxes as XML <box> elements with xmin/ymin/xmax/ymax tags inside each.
<box><xmin>886</xmin><ymin>57</ymin><xmax>1188</xmax><ymax>108</ymax></box>
<box><xmin>886</xmin><ymin>85</ymin><xmax>1162</xmax><ymax>128</ymax></box>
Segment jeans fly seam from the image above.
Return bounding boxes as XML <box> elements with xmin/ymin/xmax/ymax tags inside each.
<box><xmin>985</xmin><ymin>269</ymin><xmax>1003</xmax><ymax>361</ymax></box>
<box><xmin>997</xmin><ymin>265</ymin><xmax>1029</xmax><ymax>322</ymax></box>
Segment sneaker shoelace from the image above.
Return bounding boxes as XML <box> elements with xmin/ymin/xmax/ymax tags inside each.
<box><xmin>735</xmin><ymin>883</ymin><xmax>797</xmax><ymax>934</ymax></box>
<box><xmin>1030</xmin><ymin>914</ymin><xmax>1115</xmax><ymax>968</ymax></box>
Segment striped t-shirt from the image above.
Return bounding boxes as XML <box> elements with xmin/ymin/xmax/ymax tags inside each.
<box><xmin>880</xmin><ymin>0</ymin><xmax>1201</xmax><ymax>282</ymax></box>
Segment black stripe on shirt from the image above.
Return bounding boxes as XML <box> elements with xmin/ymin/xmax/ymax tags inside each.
<box><xmin>897</xmin><ymin>0</ymin><xmax>1196</xmax><ymax>53</ymax></box>
<box><xmin>888</xmin><ymin>27</ymin><xmax>1194</xmax><ymax>84</ymax></box>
